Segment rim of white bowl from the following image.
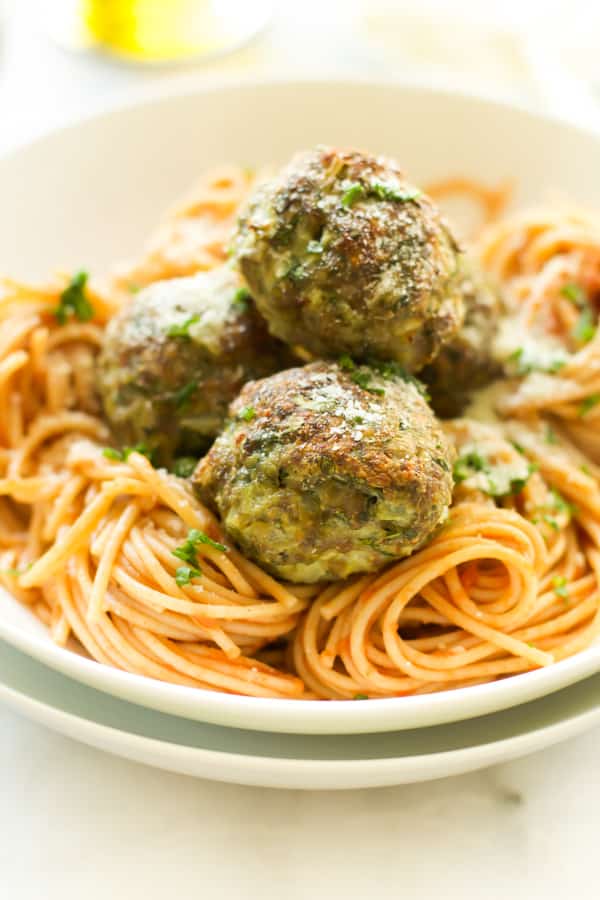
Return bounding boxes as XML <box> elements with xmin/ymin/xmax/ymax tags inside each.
<box><xmin>2</xmin><ymin>605</ymin><xmax>600</xmax><ymax>734</ymax></box>
<box><xmin>1</xmin><ymin>68</ymin><xmax>599</xmax><ymax>158</ymax></box>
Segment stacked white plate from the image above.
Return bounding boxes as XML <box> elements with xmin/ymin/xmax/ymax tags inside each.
<box><xmin>2</xmin><ymin>625</ymin><xmax>600</xmax><ymax>790</ymax></box>
<box><xmin>2</xmin><ymin>78</ymin><xmax>600</xmax><ymax>789</ymax></box>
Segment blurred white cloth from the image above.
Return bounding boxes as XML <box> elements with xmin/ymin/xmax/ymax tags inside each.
<box><xmin>361</xmin><ymin>0</ymin><xmax>600</xmax><ymax>126</ymax></box>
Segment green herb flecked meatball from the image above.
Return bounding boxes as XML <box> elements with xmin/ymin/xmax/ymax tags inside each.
<box><xmin>97</xmin><ymin>266</ymin><xmax>295</xmax><ymax>464</ymax></box>
<box><xmin>420</xmin><ymin>257</ymin><xmax>504</xmax><ymax>417</ymax></box>
<box><xmin>193</xmin><ymin>360</ymin><xmax>454</xmax><ymax>583</ymax></box>
<box><xmin>233</xmin><ymin>146</ymin><xmax>464</xmax><ymax>371</ymax></box>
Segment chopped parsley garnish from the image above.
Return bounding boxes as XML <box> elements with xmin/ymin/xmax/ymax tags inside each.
<box><xmin>232</xmin><ymin>286</ymin><xmax>251</xmax><ymax>310</ymax></box>
<box><xmin>102</xmin><ymin>447</ymin><xmax>123</xmax><ymax>461</ymax></box>
<box><xmin>453</xmin><ymin>451</ymin><xmax>487</xmax><ymax>482</ymax></box>
<box><xmin>506</xmin><ymin>346</ymin><xmax>566</xmax><ymax>376</ymax></box>
<box><xmin>511</xmin><ymin>441</ymin><xmax>525</xmax><ymax>455</ymax></box>
<box><xmin>286</xmin><ymin>262</ymin><xmax>306</xmax><ymax>284</ymax></box>
<box><xmin>354</xmin><ymin>693</ymin><xmax>369</xmax><ymax>700</ymax></box>
<box><xmin>552</xmin><ymin>575</ymin><xmax>569</xmax><ymax>600</ymax></box>
<box><xmin>352</xmin><ymin>415</ymin><xmax>364</xmax><ymax>425</ymax></box>
<box><xmin>125</xmin><ymin>443</ymin><xmax>154</xmax><ymax>462</ymax></box>
<box><xmin>547</xmin><ymin>358</ymin><xmax>567</xmax><ymax>373</ymax></box>
<box><xmin>350</xmin><ymin>370</ymin><xmax>385</xmax><ymax>395</ymax></box>
<box><xmin>338</xmin><ymin>355</ymin><xmax>429</xmax><ymax>398</ymax></box>
<box><xmin>172</xmin><ymin>456</ymin><xmax>197</xmax><ymax>478</ymax></box>
<box><xmin>167</xmin><ymin>315</ymin><xmax>200</xmax><ymax>338</ymax></box>
<box><xmin>561</xmin><ymin>283</ymin><xmax>587</xmax><ymax>307</ymax></box>
<box><xmin>532</xmin><ymin>490</ymin><xmax>574</xmax><ymax>534</ymax></box>
<box><xmin>559</xmin><ymin>282</ymin><xmax>596</xmax><ymax>343</ymax></box>
<box><xmin>102</xmin><ymin>443</ymin><xmax>155</xmax><ymax>463</ymax></box>
<box><xmin>545</xmin><ymin>426</ymin><xmax>557</xmax><ymax>445</ymax></box>
<box><xmin>239</xmin><ymin>405</ymin><xmax>256</xmax><ymax>422</ymax></box>
<box><xmin>578</xmin><ymin>394</ymin><xmax>600</xmax><ymax>417</ymax></box>
<box><xmin>306</xmin><ymin>240</ymin><xmax>323</xmax><ymax>254</ymax></box>
<box><xmin>175</xmin><ymin>565</ymin><xmax>201</xmax><ymax>587</ymax></box>
<box><xmin>368</xmin><ymin>360</ymin><xmax>431</xmax><ymax>400</ymax></box>
<box><xmin>127</xmin><ymin>282</ymin><xmax>141</xmax><ymax>294</ymax></box>
<box><xmin>172</xmin><ymin>541</ymin><xmax>200</xmax><ymax>568</ymax></box>
<box><xmin>172</xmin><ymin>529</ymin><xmax>228</xmax><ymax>569</ymax></box>
<box><xmin>369</xmin><ymin>359</ymin><xmax>405</xmax><ymax>379</ymax></box>
<box><xmin>549</xmin><ymin>489</ymin><xmax>575</xmax><ymax>516</ymax></box>
<box><xmin>453</xmin><ymin>450</ymin><xmax>535</xmax><ymax>498</ymax></box>
<box><xmin>341</xmin><ymin>183</ymin><xmax>366</xmax><ymax>207</ymax></box>
<box><xmin>341</xmin><ymin>180</ymin><xmax>421</xmax><ymax>209</ymax></box>
<box><xmin>54</xmin><ymin>271</ymin><xmax>94</xmax><ymax>324</ymax></box>
<box><xmin>572</xmin><ymin>306</ymin><xmax>596</xmax><ymax>344</ymax></box>
<box><xmin>543</xmin><ymin>515</ymin><xmax>560</xmax><ymax>531</ymax></box>
<box><xmin>506</xmin><ymin>348</ymin><xmax>527</xmax><ymax>372</ymax></box>
<box><xmin>370</xmin><ymin>182</ymin><xmax>421</xmax><ymax>203</ymax></box>
<box><xmin>581</xmin><ymin>464</ymin><xmax>593</xmax><ymax>476</ymax></box>
<box><xmin>510</xmin><ymin>463</ymin><xmax>538</xmax><ymax>496</ymax></box>
<box><xmin>338</xmin><ymin>353</ymin><xmax>356</xmax><ymax>371</ymax></box>
<box><xmin>337</xmin><ymin>355</ymin><xmax>384</xmax><ymax>393</ymax></box>
<box><xmin>191</xmin><ymin>530</ymin><xmax>228</xmax><ymax>553</ymax></box>
<box><xmin>1</xmin><ymin>566</ymin><xmax>28</xmax><ymax>577</ymax></box>
<box><xmin>173</xmin><ymin>380</ymin><xmax>197</xmax><ymax>410</ymax></box>
<box><xmin>434</xmin><ymin>457</ymin><xmax>450</xmax><ymax>472</ymax></box>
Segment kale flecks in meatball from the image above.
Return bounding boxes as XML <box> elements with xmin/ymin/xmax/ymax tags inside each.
<box><xmin>193</xmin><ymin>360</ymin><xmax>454</xmax><ymax>583</ymax></box>
<box><xmin>233</xmin><ymin>146</ymin><xmax>464</xmax><ymax>371</ymax></box>
<box><xmin>97</xmin><ymin>266</ymin><xmax>296</xmax><ymax>465</ymax></box>
<box><xmin>420</xmin><ymin>257</ymin><xmax>505</xmax><ymax>418</ymax></box>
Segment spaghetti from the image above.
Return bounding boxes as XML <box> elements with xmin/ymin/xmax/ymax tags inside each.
<box><xmin>477</xmin><ymin>205</ymin><xmax>600</xmax><ymax>460</ymax></box>
<box><xmin>1</xmin><ymin>169</ymin><xmax>600</xmax><ymax>700</ymax></box>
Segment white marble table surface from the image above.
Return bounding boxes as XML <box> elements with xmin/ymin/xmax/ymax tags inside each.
<box><xmin>1</xmin><ymin>4</ymin><xmax>599</xmax><ymax>898</ymax></box>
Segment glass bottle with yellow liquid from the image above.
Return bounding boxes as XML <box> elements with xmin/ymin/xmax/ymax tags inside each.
<box><xmin>46</xmin><ymin>0</ymin><xmax>273</xmax><ymax>64</ymax></box>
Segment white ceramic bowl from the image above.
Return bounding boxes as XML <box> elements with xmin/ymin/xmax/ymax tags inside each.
<box><xmin>2</xmin><ymin>77</ymin><xmax>600</xmax><ymax>734</ymax></box>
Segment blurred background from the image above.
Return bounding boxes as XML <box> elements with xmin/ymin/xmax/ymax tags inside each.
<box><xmin>1</xmin><ymin>0</ymin><xmax>600</xmax><ymax>150</ymax></box>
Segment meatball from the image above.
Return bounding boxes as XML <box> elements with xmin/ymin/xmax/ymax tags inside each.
<box><xmin>420</xmin><ymin>258</ymin><xmax>504</xmax><ymax>417</ymax></box>
<box><xmin>97</xmin><ymin>266</ymin><xmax>295</xmax><ymax>464</ymax></box>
<box><xmin>233</xmin><ymin>146</ymin><xmax>463</xmax><ymax>371</ymax></box>
<box><xmin>193</xmin><ymin>360</ymin><xmax>454</xmax><ymax>583</ymax></box>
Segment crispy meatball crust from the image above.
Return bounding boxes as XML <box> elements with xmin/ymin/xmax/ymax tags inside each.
<box><xmin>97</xmin><ymin>266</ymin><xmax>295</xmax><ymax>464</ymax></box>
<box><xmin>420</xmin><ymin>257</ymin><xmax>504</xmax><ymax>417</ymax></box>
<box><xmin>233</xmin><ymin>146</ymin><xmax>463</xmax><ymax>371</ymax></box>
<box><xmin>193</xmin><ymin>361</ymin><xmax>454</xmax><ymax>583</ymax></box>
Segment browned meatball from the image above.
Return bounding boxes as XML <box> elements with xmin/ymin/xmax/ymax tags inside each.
<box><xmin>97</xmin><ymin>265</ymin><xmax>295</xmax><ymax>465</ymax></box>
<box><xmin>233</xmin><ymin>146</ymin><xmax>464</xmax><ymax>371</ymax></box>
<box><xmin>420</xmin><ymin>257</ymin><xmax>504</xmax><ymax>417</ymax></box>
<box><xmin>194</xmin><ymin>360</ymin><xmax>454</xmax><ymax>582</ymax></box>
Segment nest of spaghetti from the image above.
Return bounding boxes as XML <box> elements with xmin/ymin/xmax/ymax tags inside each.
<box><xmin>2</xmin><ymin>377</ymin><xmax>600</xmax><ymax>699</ymax></box>
<box><xmin>2</xmin><ymin>156</ymin><xmax>600</xmax><ymax>700</ymax></box>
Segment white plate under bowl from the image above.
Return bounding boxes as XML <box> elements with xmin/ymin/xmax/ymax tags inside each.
<box><xmin>2</xmin><ymin>77</ymin><xmax>600</xmax><ymax>735</ymax></box>
<box><xmin>2</xmin><ymin>638</ymin><xmax>600</xmax><ymax>790</ymax></box>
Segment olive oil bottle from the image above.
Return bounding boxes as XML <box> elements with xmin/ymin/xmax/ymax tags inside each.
<box><xmin>48</xmin><ymin>0</ymin><xmax>273</xmax><ymax>64</ymax></box>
